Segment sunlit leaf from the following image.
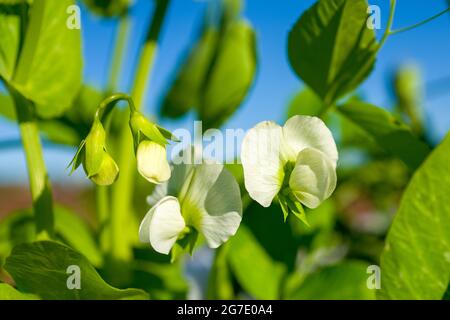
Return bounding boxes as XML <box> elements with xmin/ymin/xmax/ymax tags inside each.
<box><xmin>227</xmin><ymin>225</ymin><xmax>286</xmax><ymax>299</ymax></box>
<box><xmin>287</xmin><ymin>87</ymin><xmax>324</xmax><ymax>118</ymax></box>
<box><xmin>0</xmin><ymin>2</ymin><xmax>21</xmax><ymax>81</ymax></box>
<box><xmin>288</xmin><ymin>0</ymin><xmax>377</xmax><ymax>105</ymax></box>
<box><xmin>0</xmin><ymin>283</ymin><xmax>39</xmax><ymax>300</ymax></box>
<box><xmin>378</xmin><ymin>133</ymin><xmax>450</xmax><ymax>300</ymax></box>
<box><xmin>207</xmin><ymin>244</ymin><xmax>234</xmax><ymax>299</ymax></box>
<box><xmin>286</xmin><ymin>261</ymin><xmax>375</xmax><ymax>299</ymax></box>
<box><xmin>10</xmin><ymin>0</ymin><xmax>82</xmax><ymax>118</ymax></box>
<box><xmin>338</xmin><ymin>101</ymin><xmax>430</xmax><ymax>171</ymax></box>
<box><xmin>4</xmin><ymin>241</ymin><xmax>149</xmax><ymax>299</ymax></box>
<box><xmin>0</xmin><ymin>206</ymin><xmax>102</xmax><ymax>268</ymax></box>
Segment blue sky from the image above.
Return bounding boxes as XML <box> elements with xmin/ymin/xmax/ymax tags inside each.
<box><xmin>1</xmin><ymin>0</ymin><xmax>449</xmax><ymax>183</ymax></box>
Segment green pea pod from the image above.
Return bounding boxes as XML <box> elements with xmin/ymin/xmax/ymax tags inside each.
<box><xmin>393</xmin><ymin>64</ymin><xmax>423</xmax><ymax>134</ymax></box>
<box><xmin>199</xmin><ymin>19</ymin><xmax>257</xmax><ymax>129</ymax></box>
<box><xmin>161</xmin><ymin>28</ymin><xmax>219</xmax><ymax>118</ymax></box>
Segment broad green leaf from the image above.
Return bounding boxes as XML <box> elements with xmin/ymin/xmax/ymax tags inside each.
<box><xmin>0</xmin><ymin>93</ymin><xmax>15</xmax><ymax>120</ymax></box>
<box><xmin>5</xmin><ymin>241</ymin><xmax>149</xmax><ymax>300</ymax></box>
<box><xmin>287</xmin><ymin>87</ymin><xmax>324</xmax><ymax>118</ymax></box>
<box><xmin>378</xmin><ymin>133</ymin><xmax>450</xmax><ymax>300</ymax></box>
<box><xmin>161</xmin><ymin>28</ymin><xmax>218</xmax><ymax>118</ymax></box>
<box><xmin>0</xmin><ymin>2</ymin><xmax>20</xmax><ymax>81</ymax></box>
<box><xmin>54</xmin><ymin>206</ymin><xmax>103</xmax><ymax>267</ymax></box>
<box><xmin>286</xmin><ymin>261</ymin><xmax>375</xmax><ymax>300</ymax></box>
<box><xmin>243</xmin><ymin>202</ymin><xmax>298</xmax><ymax>270</ymax></box>
<box><xmin>0</xmin><ymin>210</ymin><xmax>34</xmax><ymax>266</ymax></box>
<box><xmin>207</xmin><ymin>244</ymin><xmax>234</xmax><ymax>299</ymax></box>
<box><xmin>338</xmin><ymin>101</ymin><xmax>430</xmax><ymax>171</ymax></box>
<box><xmin>288</xmin><ymin>0</ymin><xmax>377</xmax><ymax>105</ymax></box>
<box><xmin>200</xmin><ymin>20</ymin><xmax>257</xmax><ymax>129</ymax></box>
<box><xmin>291</xmin><ymin>199</ymin><xmax>335</xmax><ymax>236</ymax></box>
<box><xmin>11</xmin><ymin>0</ymin><xmax>82</xmax><ymax>118</ymax></box>
<box><xmin>0</xmin><ymin>283</ymin><xmax>39</xmax><ymax>300</ymax></box>
<box><xmin>227</xmin><ymin>225</ymin><xmax>286</xmax><ymax>299</ymax></box>
<box><xmin>0</xmin><ymin>206</ymin><xmax>102</xmax><ymax>268</ymax></box>
<box><xmin>132</xmin><ymin>248</ymin><xmax>188</xmax><ymax>300</ymax></box>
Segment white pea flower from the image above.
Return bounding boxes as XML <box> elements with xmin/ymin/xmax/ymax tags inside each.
<box><xmin>241</xmin><ymin>115</ymin><xmax>338</xmax><ymax>221</ymax></box>
<box><xmin>136</xmin><ymin>140</ymin><xmax>171</xmax><ymax>184</ymax></box>
<box><xmin>129</xmin><ymin>110</ymin><xmax>178</xmax><ymax>184</ymax></box>
<box><xmin>139</xmin><ymin>156</ymin><xmax>242</xmax><ymax>257</ymax></box>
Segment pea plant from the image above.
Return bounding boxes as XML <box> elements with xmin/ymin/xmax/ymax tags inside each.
<box><xmin>0</xmin><ymin>0</ymin><xmax>449</xmax><ymax>300</ymax></box>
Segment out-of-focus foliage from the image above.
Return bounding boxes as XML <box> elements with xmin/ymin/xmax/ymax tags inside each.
<box><xmin>286</xmin><ymin>261</ymin><xmax>375</xmax><ymax>300</ymax></box>
<box><xmin>338</xmin><ymin>101</ymin><xmax>430</xmax><ymax>171</ymax></box>
<box><xmin>287</xmin><ymin>88</ymin><xmax>324</xmax><ymax>118</ymax></box>
<box><xmin>5</xmin><ymin>241</ymin><xmax>149</xmax><ymax>299</ymax></box>
<box><xmin>0</xmin><ymin>0</ymin><xmax>449</xmax><ymax>301</ymax></box>
<box><xmin>0</xmin><ymin>283</ymin><xmax>39</xmax><ymax>300</ymax></box>
<box><xmin>393</xmin><ymin>64</ymin><xmax>424</xmax><ymax>134</ymax></box>
<box><xmin>0</xmin><ymin>206</ymin><xmax>102</xmax><ymax>267</ymax></box>
<box><xmin>161</xmin><ymin>0</ymin><xmax>257</xmax><ymax>129</ymax></box>
<box><xmin>0</xmin><ymin>0</ymin><xmax>83</xmax><ymax>118</ymax></box>
<box><xmin>288</xmin><ymin>0</ymin><xmax>377</xmax><ymax>106</ymax></box>
<box><xmin>379</xmin><ymin>133</ymin><xmax>450</xmax><ymax>300</ymax></box>
<box><xmin>83</xmin><ymin>0</ymin><xmax>131</xmax><ymax>17</ymax></box>
<box><xmin>227</xmin><ymin>225</ymin><xmax>286</xmax><ymax>299</ymax></box>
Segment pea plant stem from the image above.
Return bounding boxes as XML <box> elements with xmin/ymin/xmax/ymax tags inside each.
<box><xmin>108</xmin><ymin>0</ymin><xmax>170</xmax><ymax>268</ymax></box>
<box><xmin>12</xmin><ymin>90</ymin><xmax>54</xmax><ymax>239</ymax></box>
<box><xmin>106</xmin><ymin>11</ymin><xmax>130</xmax><ymax>93</ymax></box>
<box><xmin>389</xmin><ymin>7</ymin><xmax>450</xmax><ymax>36</ymax></box>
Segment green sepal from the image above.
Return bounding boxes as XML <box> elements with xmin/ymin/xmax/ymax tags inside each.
<box><xmin>68</xmin><ymin>139</ymin><xmax>86</xmax><ymax>175</ymax></box>
<box><xmin>84</xmin><ymin>117</ymin><xmax>107</xmax><ymax>177</ymax></box>
<box><xmin>277</xmin><ymin>195</ymin><xmax>289</xmax><ymax>222</ymax></box>
<box><xmin>278</xmin><ymin>193</ymin><xmax>310</xmax><ymax>227</ymax></box>
<box><xmin>170</xmin><ymin>227</ymin><xmax>199</xmax><ymax>263</ymax></box>
<box><xmin>129</xmin><ymin>111</ymin><xmax>168</xmax><ymax>146</ymax></box>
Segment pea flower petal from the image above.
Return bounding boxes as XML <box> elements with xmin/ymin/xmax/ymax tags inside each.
<box><xmin>139</xmin><ymin>196</ymin><xmax>186</xmax><ymax>254</ymax></box>
<box><xmin>241</xmin><ymin>115</ymin><xmax>338</xmax><ymax>218</ymax></box>
<box><xmin>289</xmin><ymin>148</ymin><xmax>337</xmax><ymax>209</ymax></box>
<box><xmin>137</xmin><ymin>140</ymin><xmax>171</xmax><ymax>184</ymax></box>
<box><xmin>282</xmin><ymin>115</ymin><xmax>338</xmax><ymax>165</ymax></box>
<box><xmin>142</xmin><ymin>154</ymin><xmax>242</xmax><ymax>256</ymax></box>
<box><xmin>241</xmin><ymin>121</ymin><xmax>285</xmax><ymax>207</ymax></box>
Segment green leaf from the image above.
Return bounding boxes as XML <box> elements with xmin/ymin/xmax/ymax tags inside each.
<box><xmin>132</xmin><ymin>248</ymin><xmax>188</xmax><ymax>300</ymax></box>
<box><xmin>288</xmin><ymin>0</ymin><xmax>377</xmax><ymax>105</ymax></box>
<box><xmin>227</xmin><ymin>225</ymin><xmax>286</xmax><ymax>299</ymax></box>
<box><xmin>0</xmin><ymin>283</ymin><xmax>39</xmax><ymax>300</ymax></box>
<box><xmin>4</xmin><ymin>241</ymin><xmax>149</xmax><ymax>299</ymax></box>
<box><xmin>0</xmin><ymin>210</ymin><xmax>35</xmax><ymax>266</ymax></box>
<box><xmin>286</xmin><ymin>261</ymin><xmax>375</xmax><ymax>300</ymax></box>
<box><xmin>200</xmin><ymin>19</ymin><xmax>257</xmax><ymax>129</ymax></box>
<box><xmin>54</xmin><ymin>206</ymin><xmax>103</xmax><ymax>268</ymax></box>
<box><xmin>11</xmin><ymin>0</ymin><xmax>82</xmax><ymax>118</ymax></box>
<box><xmin>0</xmin><ymin>206</ymin><xmax>102</xmax><ymax>268</ymax></box>
<box><xmin>338</xmin><ymin>101</ymin><xmax>430</xmax><ymax>171</ymax></box>
<box><xmin>161</xmin><ymin>28</ymin><xmax>219</xmax><ymax>118</ymax></box>
<box><xmin>0</xmin><ymin>2</ymin><xmax>21</xmax><ymax>81</ymax></box>
<box><xmin>287</xmin><ymin>87</ymin><xmax>324</xmax><ymax>118</ymax></box>
<box><xmin>378</xmin><ymin>133</ymin><xmax>450</xmax><ymax>300</ymax></box>
<box><xmin>207</xmin><ymin>244</ymin><xmax>234</xmax><ymax>299</ymax></box>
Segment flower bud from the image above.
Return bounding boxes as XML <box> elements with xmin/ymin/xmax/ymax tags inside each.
<box><xmin>68</xmin><ymin>117</ymin><xmax>119</xmax><ymax>186</ymax></box>
<box><xmin>128</xmin><ymin>111</ymin><xmax>178</xmax><ymax>184</ymax></box>
<box><xmin>136</xmin><ymin>140</ymin><xmax>171</xmax><ymax>184</ymax></box>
